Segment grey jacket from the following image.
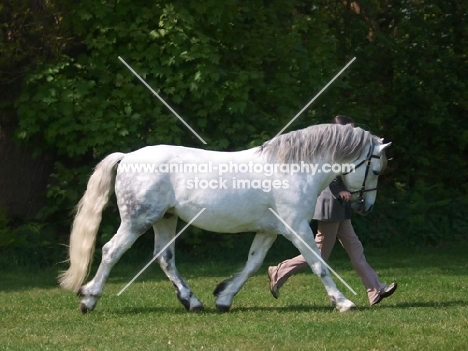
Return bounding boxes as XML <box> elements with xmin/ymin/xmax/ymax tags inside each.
<box><xmin>313</xmin><ymin>177</ymin><xmax>352</xmax><ymax>222</ymax></box>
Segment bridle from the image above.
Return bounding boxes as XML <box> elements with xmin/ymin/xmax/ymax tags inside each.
<box><xmin>342</xmin><ymin>143</ymin><xmax>382</xmax><ymax>203</ymax></box>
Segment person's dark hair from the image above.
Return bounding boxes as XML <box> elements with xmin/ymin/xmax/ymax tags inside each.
<box><xmin>331</xmin><ymin>115</ymin><xmax>354</xmax><ymax>125</ymax></box>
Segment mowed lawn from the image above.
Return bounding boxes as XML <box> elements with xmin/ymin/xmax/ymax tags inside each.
<box><xmin>1</xmin><ymin>243</ymin><xmax>467</xmax><ymax>351</ymax></box>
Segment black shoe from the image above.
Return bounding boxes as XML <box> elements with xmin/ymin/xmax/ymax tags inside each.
<box><xmin>372</xmin><ymin>282</ymin><xmax>398</xmax><ymax>305</ymax></box>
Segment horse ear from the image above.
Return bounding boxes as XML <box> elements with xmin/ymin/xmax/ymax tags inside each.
<box><xmin>376</xmin><ymin>142</ymin><xmax>392</xmax><ymax>153</ymax></box>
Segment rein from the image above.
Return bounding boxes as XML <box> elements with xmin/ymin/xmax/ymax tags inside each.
<box><xmin>343</xmin><ymin>143</ymin><xmax>381</xmax><ymax>203</ymax></box>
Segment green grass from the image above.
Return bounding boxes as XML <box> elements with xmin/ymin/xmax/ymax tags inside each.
<box><xmin>1</xmin><ymin>244</ymin><xmax>468</xmax><ymax>351</ymax></box>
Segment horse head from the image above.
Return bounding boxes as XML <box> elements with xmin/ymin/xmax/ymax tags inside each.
<box><xmin>341</xmin><ymin>137</ymin><xmax>391</xmax><ymax>215</ymax></box>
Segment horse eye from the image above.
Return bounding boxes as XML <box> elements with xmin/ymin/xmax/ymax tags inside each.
<box><xmin>373</xmin><ymin>170</ymin><xmax>380</xmax><ymax>176</ymax></box>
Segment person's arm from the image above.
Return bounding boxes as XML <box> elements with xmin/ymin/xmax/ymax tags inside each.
<box><xmin>329</xmin><ymin>177</ymin><xmax>352</xmax><ymax>202</ymax></box>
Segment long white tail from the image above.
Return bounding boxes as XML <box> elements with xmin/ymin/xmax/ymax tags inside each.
<box><xmin>58</xmin><ymin>152</ymin><xmax>125</xmax><ymax>292</ymax></box>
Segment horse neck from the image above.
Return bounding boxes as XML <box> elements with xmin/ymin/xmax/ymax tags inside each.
<box><xmin>303</xmin><ymin>159</ymin><xmax>340</xmax><ymax>195</ymax></box>
<box><xmin>318</xmin><ymin>169</ymin><xmax>340</xmax><ymax>194</ymax></box>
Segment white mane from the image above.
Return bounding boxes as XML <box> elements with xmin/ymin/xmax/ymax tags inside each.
<box><xmin>258</xmin><ymin>123</ymin><xmax>375</xmax><ymax>164</ymax></box>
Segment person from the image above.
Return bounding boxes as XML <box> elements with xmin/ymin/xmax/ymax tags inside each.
<box><xmin>267</xmin><ymin>115</ymin><xmax>397</xmax><ymax>306</ymax></box>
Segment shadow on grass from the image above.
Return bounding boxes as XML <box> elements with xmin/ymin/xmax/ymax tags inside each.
<box><xmin>372</xmin><ymin>300</ymin><xmax>468</xmax><ymax>309</ymax></box>
<box><xmin>113</xmin><ymin>304</ymin><xmax>335</xmax><ymax>316</ymax></box>
<box><xmin>3</xmin><ymin>243</ymin><xmax>468</xmax><ymax>292</ymax></box>
<box><xmin>111</xmin><ymin>299</ymin><xmax>468</xmax><ymax>316</ymax></box>
<box><xmin>0</xmin><ymin>267</ymin><xmax>61</xmax><ymax>292</ymax></box>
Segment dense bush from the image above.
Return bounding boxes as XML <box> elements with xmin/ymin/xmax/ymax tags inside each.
<box><xmin>1</xmin><ymin>0</ymin><xmax>467</xmax><ymax>266</ymax></box>
<box><xmin>13</xmin><ymin>0</ymin><xmax>340</xmax><ymax>259</ymax></box>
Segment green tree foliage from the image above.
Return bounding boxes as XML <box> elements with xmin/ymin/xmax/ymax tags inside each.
<box><xmin>0</xmin><ymin>0</ymin><xmax>73</xmax><ymax>126</ymax></box>
<box><xmin>322</xmin><ymin>0</ymin><xmax>468</xmax><ymax>246</ymax></box>
<box><xmin>5</xmin><ymin>0</ymin><xmax>468</xmax><ymax>262</ymax></box>
<box><xmin>16</xmin><ymin>0</ymin><xmax>339</xmax><ymax>154</ymax></box>
<box><xmin>13</xmin><ymin>0</ymin><xmax>341</xmax><ymax>254</ymax></box>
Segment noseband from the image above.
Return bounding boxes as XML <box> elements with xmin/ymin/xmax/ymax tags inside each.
<box><xmin>343</xmin><ymin>143</ymin><xmax>381</xmax><ymax>203</ymax></box>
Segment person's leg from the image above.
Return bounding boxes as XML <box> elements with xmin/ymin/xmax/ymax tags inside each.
<box><xmin>269</xmin><ymin>221</ymin><xmax>339</xmax><ymax>290</ymax></box>
<box><xmin>336</xmin><ymin>220</ymin><xmax>387</xmax><ymax>305</ymax></box>
<box><xmin>269</xmin><ymin>254</ymin><xmax>307</xmax><ymax>293</ymax></box>
<box><xmin>315</xmin><ymin>221</ymin><xmax>340</xmax><ymax>261</ymax></box>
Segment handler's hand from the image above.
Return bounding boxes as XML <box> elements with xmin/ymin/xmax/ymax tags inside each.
<box><xmin>338</xmin><ymin>190</ymin><xmax>352</xmax><ymax>202</ymax></box>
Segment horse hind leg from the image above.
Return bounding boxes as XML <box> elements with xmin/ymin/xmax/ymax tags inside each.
<box><xmin>153</xmin><ymin>215</ymin><xmax>204</xmax><ymax>312</ymax></box>
<box><xmin>78</xmin><ymin>199</ymin><xmax>167</xmax><ymax>313</ymax></box>
<box><xmin>78</xmin><ymin>221</ymin><xmax>146</xmax><ymax>313</ymax></box>
<box><xmin>214</xmin><ymin>232</ymin><xmax>277</xmax><ymax>312</ymax></box>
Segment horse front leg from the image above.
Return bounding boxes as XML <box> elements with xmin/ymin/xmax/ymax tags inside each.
<box><xmin>214</xmin><ymin>232</ymin><xmax>277</xmax><ymax>312</ymax></box>
<box><xmin>283</xmin><ymin>222</ymin><xmax>356</xmax><ymax>312</ymax></box>
<box><xmin>153</xmin><ymin>216</ymin><xmax>204</xmax><ymax>312</ymax></box>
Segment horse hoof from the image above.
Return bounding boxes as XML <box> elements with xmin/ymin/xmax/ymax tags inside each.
<box><xmin>216</xmin><ymin>304</ymin><xmax>231</xmax><ymax>313</ymax></box>
<box><xmin>189</xmin><ymin>305</ymin><xmax>205</xmax><ymax>313</ymax></box>
<box><xmin>80</xmin><ymin>303</ymin><xmax>90</xmax><ymax>314</ymax></box>
<box><xmin>337</xmin><ymin>303</ymin><xmax>357</xmax><ymax>313</ymax></box>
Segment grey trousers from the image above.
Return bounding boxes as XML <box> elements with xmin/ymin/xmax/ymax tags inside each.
<box><xmin>271</xmin><ymin>219</ymin><xmax>386</xmax><ymax>305</ymax></box>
